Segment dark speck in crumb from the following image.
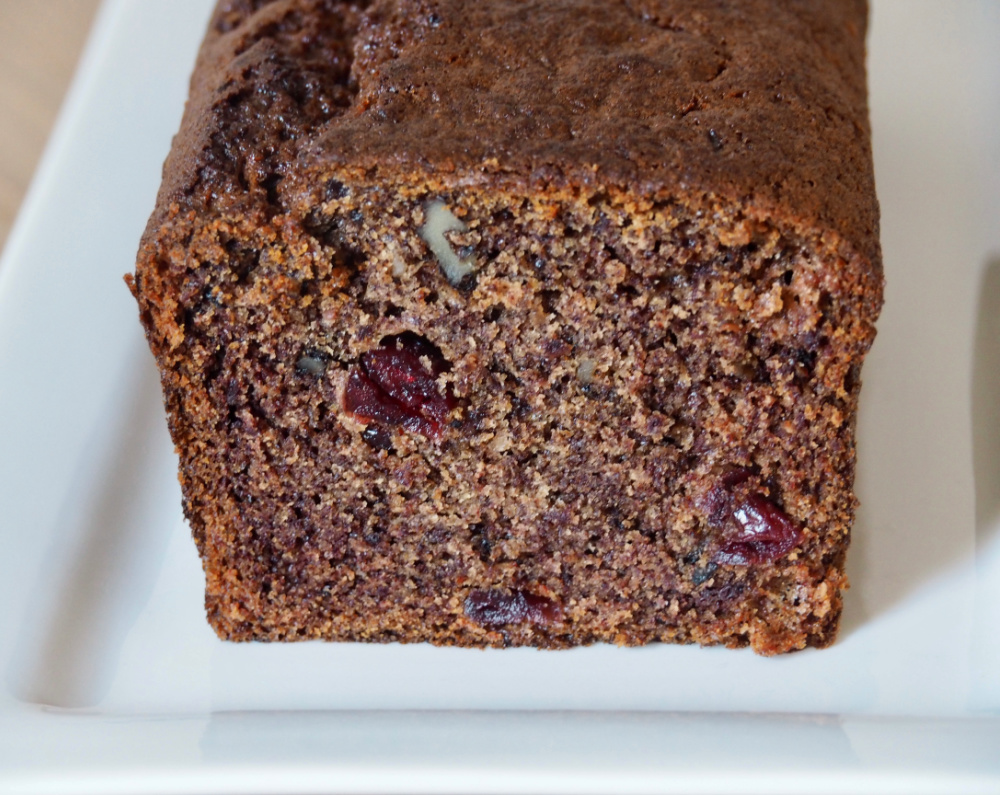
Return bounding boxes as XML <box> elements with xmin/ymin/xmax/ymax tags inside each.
<box><xmin>692</xmin><ymin>563</ymin><xmax>718</xmax><ymax>586</ymax></box>
<box><xmin>362</xmin><ymin>424</ymin><xmax>395</xmax><ymax>452</ymax></box>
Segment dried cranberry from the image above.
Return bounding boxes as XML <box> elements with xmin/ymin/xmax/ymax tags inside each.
<box><xmin>713</xmin><ymin>494</ymin><xmax>804</xmax><ymax>566</ymax></box>
<box><xmin>345</xmin><ymin>369</ymin><xmax>416</xmax><ymax>428</ymax></box>
<box><xmin>344</xmin><ymin>334</ymin><xmax>456</xmax><ymax>438</ymax></box>
<box><xmin>721</xmin><ymin>466</ymin><xmax>754</xmax><ymax>489</ymax></box>
<box><xmin>464</xmin><ymin>589</ymin><xmax>562</xmax><ymax>628</ymax></box>
<box><xmin>705</xmin><ymin>466</ymin><xmax>756</xmax><ymax>526</ymax></box>
<box><xmin>703</xmin><ymin>466</ymin><xmax>804</xmax><ymax>566</ymax></box>
<box><xmin>362</xmin><ymin>348</ymin><xmax>453</xmax><ymax>423</ymax></box>
<box><xmin>388</xmin><ymin>332</ymin><xmax>450</xmax><ymax>373</ymax></box>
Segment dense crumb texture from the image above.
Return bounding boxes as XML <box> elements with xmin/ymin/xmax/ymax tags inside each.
<box><xmin>130</xmin><ymin>0</ymin><xmax>882</xmax><ymax>654</ymax></box>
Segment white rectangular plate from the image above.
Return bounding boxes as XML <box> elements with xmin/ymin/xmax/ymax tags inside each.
<box><xmin>1</xmin><ymin>1</ymin><xmax>998</xmax><ymax>792</ymax></box>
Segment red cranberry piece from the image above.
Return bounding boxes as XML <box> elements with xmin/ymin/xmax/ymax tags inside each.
<box><xmin>344</xmin><ymin>335</ymin><xmax>456</xmax><ymax>438</ymax></box>
<box><xmin>721</xmin><ymin>466</ymin><xmax>754</xmax><ymax>489</ymax></box>
<box><xmin>464</xmin><ymin>589</ymin><xmax>562</xmax><ymax>628</ymax></box>
<box><xmin>362</xmin><ymin>347</ymin><xmax>455</xmax><ymax>425</ymax></box>
<box><xmin>344</xmin><ymin>368</ymin><xmax>419</xmax><ymax>429</ymax></box>
<box><xmin>704</xmin><ymin>466</ymin><xmax>756</xmax><ymax>525</ymax></box>
<box><xmin>390</xmin><ymin>332</ymin><xmax>450</xmax><ymax>375</ymax></box>
<box><xmin>713</xmin><ymin>494</ymin><xmax>804</xmax><ymax>566</ymax></box>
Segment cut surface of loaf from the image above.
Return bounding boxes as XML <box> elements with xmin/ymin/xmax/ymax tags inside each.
<box><xmin>130</xmin><ymin>0</ymin><xmax>882</xmax><ymax>655</ymax></box>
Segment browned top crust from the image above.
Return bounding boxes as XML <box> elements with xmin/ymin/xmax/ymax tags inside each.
<box><xmin>147</xmin><ymin>0</ymin><xmax>879</xmax><ymax>270</ymax></box>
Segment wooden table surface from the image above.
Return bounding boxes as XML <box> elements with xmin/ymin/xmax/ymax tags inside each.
<box><xmin>0</xmin><ymin>0</ymin><xmax>100</xmax><ymax>253</ymax></box>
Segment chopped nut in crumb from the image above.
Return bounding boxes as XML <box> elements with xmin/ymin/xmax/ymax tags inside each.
<box><xmin>420</xmin><ymin>200</ymin><xmax>477</xmax><ymax>286</ymax></box>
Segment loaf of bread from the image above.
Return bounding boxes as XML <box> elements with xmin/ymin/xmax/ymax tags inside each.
<box><xmin>129</xmin><ymin>0</ymin><xmax>882</xmax><ymax>654</ymax></box>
